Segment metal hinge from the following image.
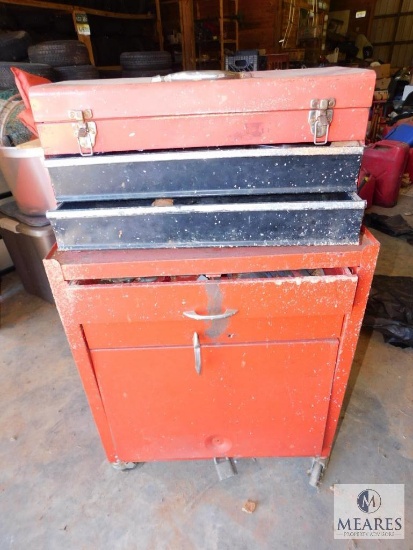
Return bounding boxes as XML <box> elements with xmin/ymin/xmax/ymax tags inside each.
<box><xmin>69</xmin><ymin>109</ymin><xmax>97</xmax><ymax>156</ymax></box>
<box><xmin>308</xmin><ymin>98</ymin><xmax>335</xmax><ymax>145</ymax></box>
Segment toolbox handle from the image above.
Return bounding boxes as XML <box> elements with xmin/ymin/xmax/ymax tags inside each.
<box><xmin>162</xmin><ymin>71</ymin><xmax>240</xmax><ymax>82</ymax></box>
<box><xmin>183</xmin><ymin>309</ymin><xmax>238</xmax><ymax>321</ymax></box>
<box><xmin>193</xmin><ymin>332</ymin><xmax>202</xmax><ymax>375</ymax></box>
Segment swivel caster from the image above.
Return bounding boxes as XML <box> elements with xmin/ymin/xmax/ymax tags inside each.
<box><xmin>111</xmin><ymin>460</ymin><xmax>143</xmax><ymax>471</ymax></box>
<box><xmin>308</xmin><ymin>457</ymin><xmax>329</xmax><ymax>488</ymax></box>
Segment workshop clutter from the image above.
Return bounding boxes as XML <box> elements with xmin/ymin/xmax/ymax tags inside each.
<box><xmin>362</xmin><ymin>62</ymin><xmax>413</xmax><ymax>207</ymax></box>
<box><xmin>0</xmin><ymin>67</ymin><xmax>57</xmax><ymax>303</ymax></box>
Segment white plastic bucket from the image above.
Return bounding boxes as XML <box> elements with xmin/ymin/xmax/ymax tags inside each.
<box><xmin>0</xmin><ymin>144</ymin><xmax>56</xmax><ymax>216</ymax></box>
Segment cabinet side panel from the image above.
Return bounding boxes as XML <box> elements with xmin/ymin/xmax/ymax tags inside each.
<box><xmin>43</xmin><ymin>257</ymin><xmax>118</xmax><ymax>462</ymax></box>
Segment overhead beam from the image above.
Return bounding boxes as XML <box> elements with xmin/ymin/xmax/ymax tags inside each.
<box><xmin>0</xmin><ymin>0</ymin><xmax>155</xmax><ymax>19</ymax></box>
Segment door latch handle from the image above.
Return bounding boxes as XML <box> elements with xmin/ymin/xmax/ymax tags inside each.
<box><xmin>193</xmin><ymin>332</ymin><xmax>202</xmax><ymax>375</ymax></box>
<box><xmin>183</xmin><ymin>309</ymin><xmax>238</xmax><ymax>321</ymax></box>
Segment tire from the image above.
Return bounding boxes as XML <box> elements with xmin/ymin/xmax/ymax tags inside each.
<box><xmin>0</xmin><ymin>62</ymin><xmax>56</xmax><ymax>90</ymax></box>
<box><xmin>120</xmin><ymin>51</ymin><xmax>172</xmax><ymax>70</ymax></box>
<box><xmin>121</xmin><ymin>68</ymin><xmax>172</xmax><ymax>78</ymax></box>
<box><xmin>0</xmin><ymin>31</ymin><xmax>31</xmax><ymax>62</ymax></box>
<box><xmin>28</xmin><ymin>40</ymin><xmax>90</xmax><ymax>67</ymax></box>
<box><xmin>54</xmin><ymin>65</ymin><xmax>99</xmax><ymax>81</ymax></box>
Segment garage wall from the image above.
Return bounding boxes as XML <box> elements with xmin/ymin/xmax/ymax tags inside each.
<box><xmin>238</xmin><ymin>0</ymin><xmax>281</xmax><ymax>52</ymax></box>
<box><xmin>370</xmin><ymin>0</ymin><xmax>413</xmax><ymax>67</ymax></box>
<box><xmin>329</xmin><ymin>0</ymin><xmax>375</xmax><ymax>37</ymax></box>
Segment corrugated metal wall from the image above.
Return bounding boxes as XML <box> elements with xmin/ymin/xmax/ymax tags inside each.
<box><xmin>371</xmin><ymin>0</ymin><xmax>413</xmax><ymax>66</ymax></box>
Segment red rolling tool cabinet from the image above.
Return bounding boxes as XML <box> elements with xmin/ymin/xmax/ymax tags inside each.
<box><xmin>44</xmin><ymin>229</ymin><xmax>379</xmax><ymax>485</ymax></box>
<box><xmin>38</xmin><ymin>66</ymin><xmax>378</xmax><ymax>484</ymax></box>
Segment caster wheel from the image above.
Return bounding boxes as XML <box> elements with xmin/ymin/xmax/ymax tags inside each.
<box><xmin>111</xmin><ymin>460</ymin><xmax>143</xmax><ymax>471</ymax></box>
<box><xmin>308</xmin><ymin>457</ymin><xmax>328</xmax><ymax>488</ymax></box>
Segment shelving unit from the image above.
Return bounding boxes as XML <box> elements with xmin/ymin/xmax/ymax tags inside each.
<box><xmin>219</xmin><ymin>0</ymin><xmax>238</xmax><ymax>70</ymax></box>
<box><xmin>281</xmin><ymin>0</ymin><xmax>329</xmax><ymax>66</ymax></box>
<box><xmin>195</xmin><ymin>0</ymin><xmax>238</xmax><ymax>70</ymax></box>
<box><xmin>159</xmin><ymin>0</ymin><xmax>196</xmax><ymax>70</ymax></box>
<box><xmin>0</xmin><ymin>0</ymin><xmax>163</xmax><ymax>69</ymax></box>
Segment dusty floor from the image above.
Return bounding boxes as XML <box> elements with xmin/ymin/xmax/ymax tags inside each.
<box><xmin>0</xmin><ymin>195</ymin><xmax>412</xmax><ymax>550</ymax></box>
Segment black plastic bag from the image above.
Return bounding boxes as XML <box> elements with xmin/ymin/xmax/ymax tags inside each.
<box><xmin>363</xmin><ymin>275</ymin><xmax>413</xmax><ymax>348</ymax></box>
<box><xmin>364</xmin><ymin>213</ymin><xmax>413</xmax><ymax>245</ymax></box>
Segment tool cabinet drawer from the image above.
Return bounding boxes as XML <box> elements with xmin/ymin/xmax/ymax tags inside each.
<box><xmin>47</xmin><ymin>192</ymin><xmax>365</xmax><ymax>250</ymax></box>
<box><xmin>45</xmin><ymin>145</ymin><xmax>363</xmax><ymax>202</ymax></box>
<box><xmin>70</xmin><ymin>269</ymin><xmax>358</xmax><ymax>348</ymax></box>
<box><xmin>91</xmin><ymin>340</ymin><xmax>339</xmax><ymax>461</ymax></box>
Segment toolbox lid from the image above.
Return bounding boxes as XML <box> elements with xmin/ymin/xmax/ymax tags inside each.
<box><xmin>28</xmin><ymin>67</ymin><xmax>375</xmax><ymax>155</ymax></box>
<box><xmin>30</xmin><ymin>67</ymin><xmax>375</xmax><ymax>122</ymax></box>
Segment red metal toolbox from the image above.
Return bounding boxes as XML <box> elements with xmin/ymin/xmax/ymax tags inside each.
<box><xmin>44</xmin><ymin>229</ymin><xmax>379</xmax><ymax>484</ymax></box>
<box><xmin>29</xmin><ymin>67</ymin><xmax>375</xmax><ymax>156</ymax></box>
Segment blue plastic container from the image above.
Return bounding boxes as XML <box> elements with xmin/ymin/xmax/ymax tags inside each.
<box><xmin>384</xmin><ymin>124</ymin><xmax>413</xmax><ymax>146</ymax></box>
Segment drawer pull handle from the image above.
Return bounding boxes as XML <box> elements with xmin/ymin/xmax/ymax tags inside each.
<box><xmin>183</xmin><ymin>309</ymin><xmax>238</xmax><ymax>321</ymax></box>
<box><xmin>193</xmin><ymin>332</ymin><xmax>202</xmax><ymax>375</ymax></box>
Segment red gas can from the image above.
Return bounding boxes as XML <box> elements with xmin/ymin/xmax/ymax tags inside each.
<box><xmin>406</xmin><ymin>148</ymin><xmax>413</xmax><ymax>184</ymax></box>
<box><xmin>357</xmin><ymin>171</ymin><xmax>376</xmax><ymax>208</ymax></box>
<box><xmin>360</xmin><ymin>140</ymin><xmax>409</xmax><ymax>207</ymax></box>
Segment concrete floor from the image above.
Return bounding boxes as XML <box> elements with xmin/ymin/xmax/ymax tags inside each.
<box><xmin>1</xmin><ymin>195</ymin><xmax>412</xmax><ymax>550</ymax></box>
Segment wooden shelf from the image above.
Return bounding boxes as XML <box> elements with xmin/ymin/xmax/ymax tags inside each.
<box><xmin>196</xmin><ymin>0</ymin><xmax>238</xmax><ymax>70</ymax></box>
<box><xmin>0</xmin><ymin>0</ymin><xmax>155</xmax><ymax>19</ymax></box>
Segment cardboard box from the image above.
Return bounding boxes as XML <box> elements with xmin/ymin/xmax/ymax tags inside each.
<box><xmin>370</xmin><ymin>63</ymin><xmax>391</xmax><ymax>79</ymax></box>
<box><xmin>374</xmin><ymin>90</ymin><xmax>389</xmax><ymax>100</ymax></box>
<box><xmin>375</xmin><ymin>77</ymin><xmax>391</xmax><ymax>90</ymax></box>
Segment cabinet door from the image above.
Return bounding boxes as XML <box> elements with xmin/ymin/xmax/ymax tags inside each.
<box><xmin>92</xmin><ymin>340</ymin><xmax>338</xmax><ymax>461</ymax></box>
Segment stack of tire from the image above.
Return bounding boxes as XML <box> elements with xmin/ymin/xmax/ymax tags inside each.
<box><xmin>120</xmin><ymin>51</ymin><xmax>172</xmax><ymax>78</ymax></box>
<box><xmin>28</xmin><ymin>40</ymin><xmax>99</xmax><ymax>81</ymax></box>
<box><xmin>0</xmin><ymin>31</ymin><xmax>56</xmax><ymax>91</ymax></box>
<box><xmin>0</xmin><ymin>31</ymin><xmax>31</xmax><ymax>62</ymax></box>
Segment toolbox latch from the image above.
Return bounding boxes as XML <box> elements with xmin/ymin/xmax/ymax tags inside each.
<box><xmin>308</xmin><ymin>98</ymin><xmax>335</xmax><ymax>145</ymax></box>
<box><xmin>69</xmin><ymin>109</ymin><xmax>97</xmax><ymax>156</ymax></box>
